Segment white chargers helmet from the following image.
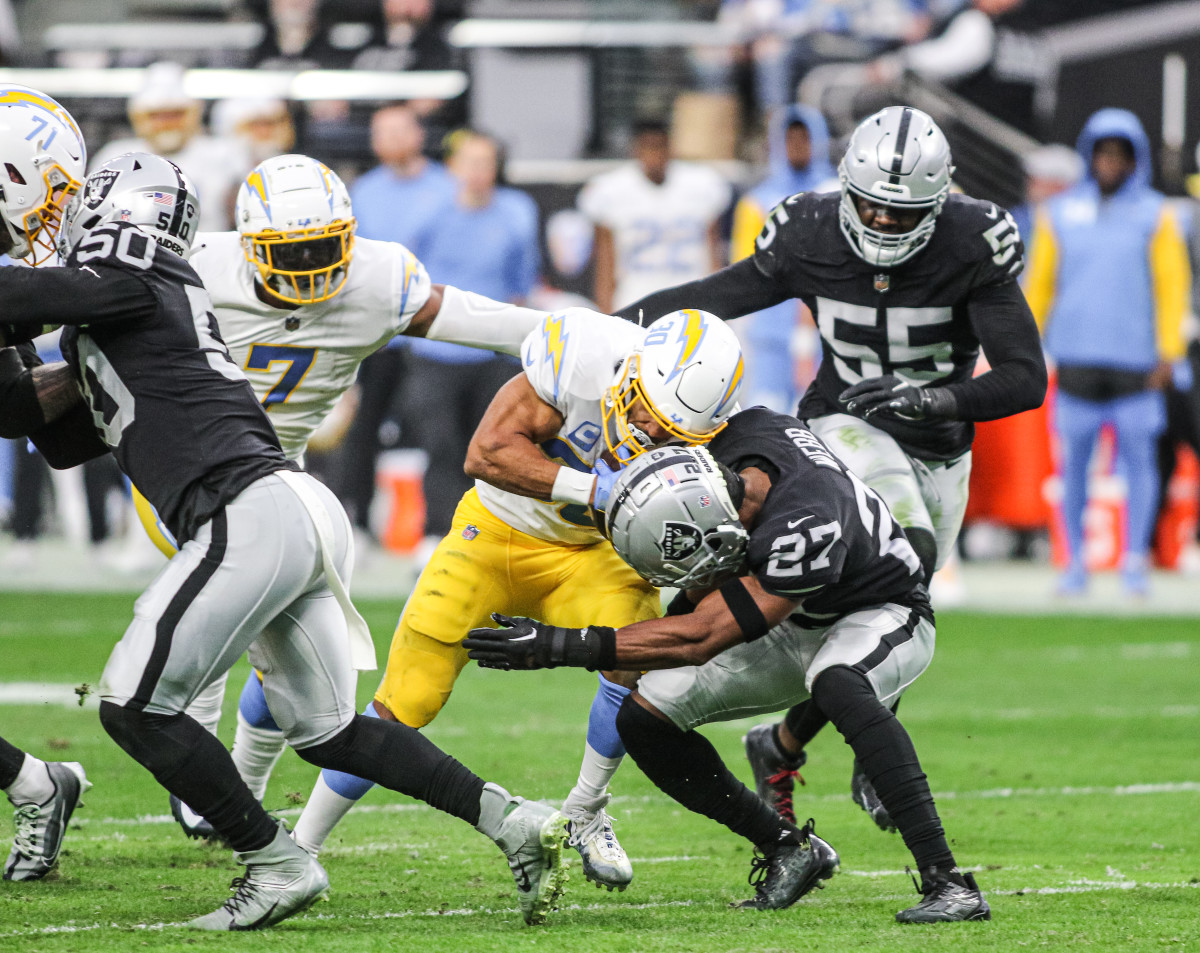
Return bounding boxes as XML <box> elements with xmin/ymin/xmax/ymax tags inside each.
<box><xmin>838</xmin><ymin>105</ymin><xmax>954</xmax><ymax>268</ymax></box>
<box><xmin>604</xmin><ymin>309</ymin><xmax>744</xmax><ymax>460</ymax></box>
<box><xmin>602</xmin><ymin>446</ymin><xmax>749</xmax><ymax>589</ymax></box>
<box><xmin>0</xmin><ymin>84</ymin><xmax>86</xmax><ymax>265</ymax></box>
<box><xmin>236</xmin><ymin>153</ymin><xmax>356</xmax><ymax>305</ymax></box>
<box><xmin>59</xmin><ymin>152</ymin><xmax>200</xmax><ymax>260</ymax></box>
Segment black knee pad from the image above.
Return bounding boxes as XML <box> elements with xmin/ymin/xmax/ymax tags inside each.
<box><xmin>810</xmin><ymin>665</ymin><xmax>892</xmax><ymax>741</ymax></box>
<box><xmin>616</xmin><ymin>695</ymin><xmax>683</xmax><ymax>758</ymax></box>
<box><xmin>294</xmin><ymin>717</ymin><xmax>357</xmax><ymax>769</ymax></box>
<box><xmin>99</xmin><ymin>701</ymin><xmax>211</xmax><ymax>782</ymax></box>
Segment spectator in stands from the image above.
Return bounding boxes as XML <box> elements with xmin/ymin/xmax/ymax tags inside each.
<box><xmin>578</xmin><ymin>118</ymin><xmax>731</xmax><ymax>314</ymax></box>
<box><xmin>247</xmin><ymin>0</ymin><xmax>366</xmax><ymax>70</ymax></box>
<box><xmin>211</xmin><ymin>97</ymin><xmax>296</xmax><ymax>164</ymax></box>
<box><xmin>333</xmin><ymin>104</ymin><xmax>457</xmax><ymax>535</ymax></box>
<box><xmin>405</xmin><ymin>130</ymin><xmax>539</xmax><ymax>548</ymax></box>
<box><xmin>91</xmin><ymin>62</ymin><xmax>253</xmax><ymax>230</ymax></box>
<box><xmin>1025</xmin><ymin>108</ymin><xmax>1190</xmax><ymax>596</ymax></box>
<box><xmin>729</xmin><ymin>104</ymin><xmax>835</xmax><ymax>411</ymax></box>
<box><xmin>352</xmin><ymin>0</ymin><xmax>467</xmax><ymax>133</ymax></box>
<box><xmin>866</xmin><ymin>0</ymin><xmax>1046</xmax><ymax>136</ymax></box>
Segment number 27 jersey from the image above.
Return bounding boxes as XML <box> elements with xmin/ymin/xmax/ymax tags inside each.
<box><xmin>753</xmin><ymin>190</ymin><xmax>1024</xmax><ymax>460</ymax></box>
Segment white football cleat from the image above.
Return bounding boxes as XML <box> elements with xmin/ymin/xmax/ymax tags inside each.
<box><xmin>565</xmin><ymin>802</ymin><xmax>632</xmax><ymax>891</ymax></box>
<box><xmin>189</xmin><ymin>823</ymin><xmax>328</xmax><ymax>931</ymax></box>
<box><xmin>4</xmin><ymin>761</ymin><xmax>90</xmax><ymax>881</ymax></box>
<box><xmin>494</xmin><ymin>799</ymin><xmax>569</xmax><ymax>925</ymax></box>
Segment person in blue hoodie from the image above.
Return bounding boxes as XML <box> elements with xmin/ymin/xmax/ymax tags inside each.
<box><xmin>730</xmin><ymin>105</ymin><xmax>837</xmax><ymax>411</ymax></box>
<box><xmin>1025</xmin><ymin>108</ymin><xmax>1190</xmax><ymax>596</ymax></box>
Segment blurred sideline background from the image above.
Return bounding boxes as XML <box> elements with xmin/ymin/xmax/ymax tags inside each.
<box><xmin>2</xmin><ymin>0</ymin><xmax>1199</xmax><ymax>612</ymax></box>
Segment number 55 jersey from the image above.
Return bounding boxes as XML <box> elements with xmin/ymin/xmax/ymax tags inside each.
<box><xmin>753</xmin><ymin>190</ymin><xmax>1029</xmax><ymax>461</ymax></box>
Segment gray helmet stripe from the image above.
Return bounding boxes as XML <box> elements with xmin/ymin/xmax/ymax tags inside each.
<box><xmin>888</xmin><ymin>106</ymin><xmax>913</xmax><ymax>185</ymax></box>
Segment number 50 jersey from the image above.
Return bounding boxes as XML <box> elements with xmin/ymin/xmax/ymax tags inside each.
<box><xmin>754</xmin><ymin>190</ymin><xmax>1025</xmax><ymax>461</ymax></box>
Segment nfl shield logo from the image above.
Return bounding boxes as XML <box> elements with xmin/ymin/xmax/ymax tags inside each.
<box><xmin>462</xmin><ymin>524</ymin><xmax>480</xmax><ymax>541</ymax></box>
<box><xmin>285</xmin><ymin>316</ymin><xmax>300</xmax><ymax>331</ymax></box>
<box><xmin>874</xmin><ymin>273</ymin><xmax>890</xmax><ymax>292</ymax></box>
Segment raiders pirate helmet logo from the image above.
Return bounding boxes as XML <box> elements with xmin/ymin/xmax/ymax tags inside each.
<box><xmin>660</xmin><ymin>520</ymin><xmax>703</xmax><ymax>562</ymax></box>
<box><xmin>83</xmin><ymin>169</ymin><xmax>120</xmax><ymax>209</ymax></box>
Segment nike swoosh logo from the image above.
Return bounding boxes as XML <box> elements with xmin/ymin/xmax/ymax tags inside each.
<box><xmin>787</xmin><ymin>517</ymin><xmax>811</xmax><ymax>529</ymax></box>
<box><xmin>985</xmin><ymin>204</ymin><xmax>999</xmax><ymax>219</ymax></box>
<box><xmin>511</xmin><ymin>633</ymin><xmax>537</xmax><ymax>642</ymax></box>
<box><xmin>233</xmin><ymin>900</ymin><xmax>280</xmax><ymax>930</ymax></box>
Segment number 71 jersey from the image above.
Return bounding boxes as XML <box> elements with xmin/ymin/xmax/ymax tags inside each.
<box><xmin>753</xmin><ymin>190</ymin><xmax>1024</xmax><ymax>461</ymax></box>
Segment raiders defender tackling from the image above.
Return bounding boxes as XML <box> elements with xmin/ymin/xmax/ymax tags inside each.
<box><xmin>465</xmin><ymin>413</ymin><xmax>990</xmax><ymax>922</ymax></box>
<box><xmin>0</xmin><ymin>154</ymin><xmax>570</xmax><ymax>929</ymax></box>
<box><xmin>615</xmin><ymin>106</ymin><xmax>1047</xmax><ymax>831</ymax></box>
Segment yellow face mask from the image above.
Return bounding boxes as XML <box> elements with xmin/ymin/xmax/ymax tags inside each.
<box><xmin>240</xmin><ymin>218</ymin><xmax>356</xmax><ymax>305</ymax></box>
<box><xmin>601</xmin><ymin>353</ymin><xmax>730</xmax><ymax>461</ymax></box>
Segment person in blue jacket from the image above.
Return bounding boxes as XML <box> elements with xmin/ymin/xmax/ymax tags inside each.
<box><xmin>1025</xmin><ymin>108</ymin><xmax>1190</xmax><ymax>596</ymax></box>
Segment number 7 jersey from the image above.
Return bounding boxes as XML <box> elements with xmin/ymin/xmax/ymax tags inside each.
<box><xmin>753</xmin><ymin>190</ymin><xmax>1025</xmax><ymax>460</ymax></box>
<box><xmin>189</xmin><ymin>231</ymin><xmax>432</xmax><ymax>461</ymax></box>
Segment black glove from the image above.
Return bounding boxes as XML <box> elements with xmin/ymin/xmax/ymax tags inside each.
<box><xmin>464</xmin><ymin>613</ymin><xmax>617</xmax><ymax>671</ymax></box>
<box><xmin>839</xmin><ymin>375</ymin><xmax>957</xmax><ymax>421</ymax></box>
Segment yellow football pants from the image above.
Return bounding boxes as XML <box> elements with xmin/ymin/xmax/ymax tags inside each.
<box><xmin>376</xmin><ymin>488</ymin><xmax>660</xmax><ymax>728</ymax></box>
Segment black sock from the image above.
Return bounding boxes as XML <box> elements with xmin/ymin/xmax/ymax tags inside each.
<box><xmin>617</xmin><ymin>697</ymin><xmax>798</xmax><ymax>853</ymax></box>
<box><xmin>297</xmin><ymin>713</ymin><xmax>485</xmax><ymax>826</ymax></box>
<box><xmin>99</xmin><ymin>701</ymin><xmax>277</xmax><ymax>851</ymax></box>
<box><xmin>810</xmin><ymin>666</ymin><xmax>954</xmax><ymax>872</ymax></box>
<box><xmin>0</xmin><ymin>734</ymin><xmax>27</xmax><ymax>790</ymax></box>
<box><xmin>782</xmin><ymin>699</ymin><xmax>830</xmax><ymax>752</ymax></box>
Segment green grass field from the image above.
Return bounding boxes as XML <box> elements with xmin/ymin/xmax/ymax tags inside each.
<box><xmin>0</xmin><ymin>592</ymin><xmax>1197</xmax><ymax>952</ymax></box>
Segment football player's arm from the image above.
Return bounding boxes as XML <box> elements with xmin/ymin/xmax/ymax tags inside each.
<box><xmin>465</xmin><ymin>373</ymin><xmax>601</xmax><ymax>505</ymax></box>
<box><xmin>945</xmin><ymin>280</ymin><xmax>1048</xmax><ymax>420</ymax></box>
<box><xmin>0</xmin><ymin>266</ymin><xmax>156</xmax><ymax>346</ymax></box>
<box><xmin>593</xmin><ymin>225</ymin><xmax>616</xmax><ymax>314</ymax></box>
<box><xmin>612</xmin><ymin>257</ymin><xmax>789</xmax><ymax>326</ymax></box>
<box><xmin>464</xmin><ymin>575</ymin><xmax>797</xmax><ymax>671</ymax></box>
<box><xmin>0</xmin><ymin>346</ymin><xmax>83</xmax><ymax>438</ymax></box>
<box><xmin>403</xmin><ymin>284</ymin><xmax>547</xmax><ymax>357</ymax></box>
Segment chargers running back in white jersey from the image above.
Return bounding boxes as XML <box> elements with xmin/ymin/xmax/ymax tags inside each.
<box><xmin>190</xmin><ymin>231</ymin><xmax>431</xmax><ymax>460</ymax></box>
<box><xmin>475</xmin><ymin>309</ymin><xmax>643</xmax><ymax>544</ymax></box>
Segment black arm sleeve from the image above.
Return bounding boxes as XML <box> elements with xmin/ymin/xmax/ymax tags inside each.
<box><xmin>941</xmin><ymin>280</ymin><xmax>1048</xmax><ymax>421</ymax></box>
<box><xmin>613</xmin><ymin>257</ymin><xmax>792</xmax><ymax>325</ymax></box>
<box><xmin>27</xmin><ymin>403</ymin><xmax>110</xmax><ymax>470</ymax></box>
<box><xmin>0</xmin><ymin>265</ymin><xmax>157</xmax><ymax>343</ymax></box>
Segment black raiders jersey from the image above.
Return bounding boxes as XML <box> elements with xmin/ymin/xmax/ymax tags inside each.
<box><xmin>707</xmin><ymin>407</ymin><xmax>928</xmax><ymax>628</ymax></box>
<box><xmin>754</xmin><ymin>190</ymin><xmax>1024</xmax><ymax>460</ymax></box>
<box><xmin>0</xmin><ymin>222</ymin><xmax>296</xmax><ymax>542</ymax></box>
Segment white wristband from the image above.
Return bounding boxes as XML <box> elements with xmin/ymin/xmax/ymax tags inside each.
<box><xmin>551</xmin><ymin>467</ymin><xmax>595</xmax><ymax>506</ymax></box>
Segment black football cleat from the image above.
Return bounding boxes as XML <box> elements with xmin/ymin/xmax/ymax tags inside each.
<box><xmin>733</xmin><ymin>819</ymin><xmax>839</xmax><ymax>910</ymax></box>
<box><xmin>896</xmin><ymin>869</ymin><xmax>991</xmax><ymax>923</ymax></box>
<box><xmin>743</xmin><ymin>724</ymin><xmax>806</xmax><ymax>825</ymax></box>
<box><xmin>850</xmin><ymin>760</ymin><xmax>897</xmax><ymax>832</ymax></box>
